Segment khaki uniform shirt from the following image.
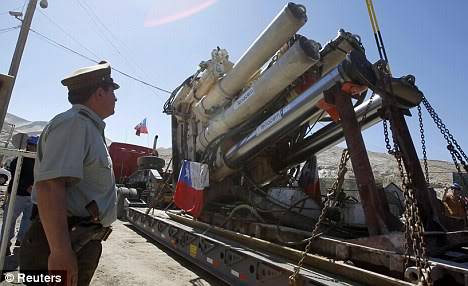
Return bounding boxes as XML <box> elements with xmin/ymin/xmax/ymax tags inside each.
<box><xmin>32</xmin><ymin>104</ymin><xmax>116</xmax><ymax>226</ymax></box>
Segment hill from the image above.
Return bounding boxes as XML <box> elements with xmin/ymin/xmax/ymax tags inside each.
<box><xmin>0</xmin><ymin>113</ymin><xmax>459</xmax><ymax>188</ymax></box>
<box><xmin>0</xmin><ymin>113</ymin><xmax>112</xmax><ymax>146</ymax></box>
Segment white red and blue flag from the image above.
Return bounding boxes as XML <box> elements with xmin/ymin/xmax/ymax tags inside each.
<box><xmin>174</xmin><ymin>160</ymin><xmax>209</xmax><ymax>217</ymax></box>
<box><xmin>134</xmin><ymin>118</ymin><xmax>149</xmax><ymax>136</ymax></box>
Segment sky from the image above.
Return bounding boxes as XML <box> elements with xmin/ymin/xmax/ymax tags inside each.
<box><xmin>0</xmin><ymin>0</ymin><xmax>467</xmax><ymax>162</ymax></box>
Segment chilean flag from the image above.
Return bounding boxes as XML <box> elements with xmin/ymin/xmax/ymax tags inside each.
<box><xmin>134</xmin><ymin>118</ymin><xmax>148</xmax><ymax>136</ymax></box>
<box><xmin>174</xmin><ymin>160</ymin><xmax>209</xmax><ymax>218</ymax></box>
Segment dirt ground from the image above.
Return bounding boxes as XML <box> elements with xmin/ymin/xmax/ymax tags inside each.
<box><xmin>0</xmin><ymin>186</ymin><xmax>224</xmax><ymax>286</ymax></box>
<box><xmin>91</xmin><ymin>220</ymin><xmax>224</xmax><ymax>286</ymax></box>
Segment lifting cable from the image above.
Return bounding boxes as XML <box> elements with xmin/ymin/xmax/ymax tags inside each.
<box><xmin>365</xmin><ymin>0</ymin><xmax>389</xmax><ymax>65</ymax></box>
<box><xmin>365</xmin><ymin>2</ymin><xmax>434</xmax><ymax>285</ymax></box>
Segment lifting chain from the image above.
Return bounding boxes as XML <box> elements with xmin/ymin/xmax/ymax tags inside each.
<box><xmin>421</xmin><ymin>95</ymin><xmax>468</xmax><ymax>176</ymax></box>
<box><xmin>418</xmin><ymin>105</ymin><xmax>430</xmax><ymax>186</ymax></box>
<box><xmin>382</xmin><ymin>119</ymin><xmax>393</xmax><ymax>154</ymax></box>
<box><xmin>289</xmin><ymin>149</ymin><xmax>350</xmax><ymax>286</ymax></box>
<box><xmin>366</xmin><ymin>2</ymin><xmax>433</xmax><ymax>282</ymax></box>
<box><xmin>377</xmin><ymin>63</ymin><xmax>432</xmax><ymax>285</ymax></box>
<box><xmin>394</xmin><ymin>143</ymin><xmax>433</xmax><ymax>285</ymax></box>
<box><xmin>384</xmin><ymin>119</ymin><xmax>432</xmax><ymax>285</ymax></box>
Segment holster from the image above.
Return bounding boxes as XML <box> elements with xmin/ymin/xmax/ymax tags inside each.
<box><xmin>69</xmin><ymin>219</ymin><xmax>112</xmax><ymax>252</ymax></box>
<box><xmin>31</xmin><ymin>202</ymin><xmax>113</xmax><ymax>253</ymax></box>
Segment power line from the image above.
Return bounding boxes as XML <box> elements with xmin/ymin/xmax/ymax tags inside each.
<box><xmin>111</xmin><ymin>68</ymin><xmax>172</xmax><ymax>94</ymax></box>
<box><xmin>75</xmin><ymin>0</ymin><xmax>124</xmax><ymax>58</ymax></box>
<box><xmin>38</xmin><ymin>6</ymin><xmax>163</xmax><ymax>96</ymax></box>
<box><xmin>75</xmin><ymin>0</ymin><xmax>143</xmax><ymax>77</ymax></box>
<box><xmin>0</xmin><ymin>25</ymin><xmax>20</xmax><ymax>34</ymax></box>
<box><xmin>37</xmin><ymin>9</ymin><xmax>101</xmax><ymax>60</ymax></box>
<box><xmin>74</xmin><ymin>0</ymin><xmax>163</xmax><ymax>101</ymax></box>
<box><xmin>29</xmin><ymin>28</ymin><xmax>172</xmax><ymax>94</ymax></box>
<box><xmin>0</xmin><ymin>6</ymin><xmax>23</xmax><ymax>16</ymax></box>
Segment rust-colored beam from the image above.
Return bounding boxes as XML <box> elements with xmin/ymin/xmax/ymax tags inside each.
<box><xmin>332</xmin><ymin>88</ymin><xmax>399</xmax><ymax>235</ymax></box>
<box><xmin>384</xmin><ymin>105</ymin><xmax>445</xmax><ymax>231</ymax></box>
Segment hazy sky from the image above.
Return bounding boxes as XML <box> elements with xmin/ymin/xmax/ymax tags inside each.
<box><xmin>0</xmin><ymin>0</ymin><xmax>467</xmax><ymax>162</ymax></box>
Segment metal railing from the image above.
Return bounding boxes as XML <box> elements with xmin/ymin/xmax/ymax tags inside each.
<box><xmin>0</xmin><ymin>147</ymin><xmax>36</xmax><ymax>271</ymax></box>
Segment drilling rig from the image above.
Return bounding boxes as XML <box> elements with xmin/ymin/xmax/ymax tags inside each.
<box><xmin>126</xmin><ymin>3</ymin><xmax>468</xmax><ymax>285</ymax></box>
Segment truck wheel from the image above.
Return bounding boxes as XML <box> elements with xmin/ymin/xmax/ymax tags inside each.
<box><xmin>137</xmin><ymin>156</ymin><xmax>165</xmax><ymax>170</ymax></box>
<box><xmin>0</xmin><ymin>175</ymin><xmax>7</xmax><ymax>185</ymax></box>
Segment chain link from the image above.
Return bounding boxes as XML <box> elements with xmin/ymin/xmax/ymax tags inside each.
<box><xmin>393</xmin><ymin>144</ymin><xmax>432</xmax><ymax>285</ymax></box>
<box><xmin>289</xmin><ymin>149</ymin><xmax>350</xmax><ymax>286</ymax></box>
<box><xmin>376</xmin><ymin>64</ymin><xmax>432</xmax><ymax>285</ymax></box>
<box><xmin>383</xmin><ymin>119</ymin><xmax>393</xmax><ymax>154</ymax></box>
<box><xmin>418</xmin><ymin>105</ymin><xmax>430</xmax><ymax>186</ymax></box>
<box><xmin>421</xmin><ymin>95</ymin><xmax>468</xmax><ymax>190</ymax></box>
<box><xmin>448</xmin><ymin>145</ymin><xmax>468</xmax><ymax>190</ymax></box>
<box><xmin>421</xmin><ymin>96</ymin><xmax>468</xmax><ymax>165</ymax></box>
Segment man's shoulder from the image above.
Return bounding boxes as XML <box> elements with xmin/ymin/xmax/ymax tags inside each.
<box><xmin>45</xmin><ymin>108</ymin><xmax>89</xmax><ymax>132</ymax></box>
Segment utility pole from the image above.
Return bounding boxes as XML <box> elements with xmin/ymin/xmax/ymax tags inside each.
<box><xmin>0</xmin><ymin>0</ymin><xmax>48</xmax><ymax>131</ymax></box>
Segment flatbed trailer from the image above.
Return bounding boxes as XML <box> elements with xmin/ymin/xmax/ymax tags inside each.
<box><xmin>127</xmin><ymin>207</ymin><xmax>413</xmax><ymax>286</ymax></box>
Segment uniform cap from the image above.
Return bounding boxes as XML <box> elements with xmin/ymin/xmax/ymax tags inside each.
<box><xmin>61</xmin><ymin>61</ymin><xmax>120</xmax><ymax>92</ymax></box>
<box><xmin>27</xmin><ymin>135</ymin><xmax>39</xmax><ymax>146</ymax></box>
<box><xmin>452</xmin><ymin>183</ymin><xmax>462</xmax><ymax>190</ymax></box>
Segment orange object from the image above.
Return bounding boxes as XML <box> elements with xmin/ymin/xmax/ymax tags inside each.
<box><xmin>316</xmin><ymin>99</ymin><xmax>340</xmax><ymax>122</ymax></box>
<box><xmin>341</xmin><ymin>82</ymin><xmax>368</xmax><ymax>98</ymax></box>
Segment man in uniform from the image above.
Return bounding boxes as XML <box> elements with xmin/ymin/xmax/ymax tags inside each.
<box><xmin>19</xmin><ymin>61</ymin><xmax>119</xmax><ymax>286</ymax></box>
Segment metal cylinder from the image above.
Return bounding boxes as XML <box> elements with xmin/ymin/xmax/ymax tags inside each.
<box><xmin>198</xmin><ymin>37</ymin><xmax>321</xmax><ymax>151</ymax></box>
<box><xmin>319</xmin><ymin>29</ymin><xmax>364</xmax><ymax>75</ymax></box>
<box><xmin>193</xmin><ymin>3</ymin><xmax>307</xmax><ymax>121</ymax></box>
<box><xmin>116</xmin><ymin>187</ymin><xmax>138</xmax><ymax>219</ymax></box>
<box><xmin>284</xmin><ymin>95</ymin><xmax>383</xmax><ymax>167</ymax></box>
<box><xmin>117</xmin><ymin>187</ymin><xmax>138</xmax><ymax>198</ymax></box>
<box><xmin>212</xmin><ymin>50</ymin><xmax>376</xmax><ymax>181</ymax></box>
<box><xmin>212</xmin><ymin>67</ymin><xmax>345</xmax><ymax>181</ymax></box>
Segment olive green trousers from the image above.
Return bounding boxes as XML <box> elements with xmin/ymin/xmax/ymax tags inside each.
<box><xmin>19</xmin><ymin>219</ymin><xmax>102</xmax><ymax>286</ymax></box>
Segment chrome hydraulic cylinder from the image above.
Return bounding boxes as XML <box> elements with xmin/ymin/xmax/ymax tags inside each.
<box><xmin>212</xmin><ymin>51</ymin><xmax>376</xmax><ymax>181</ymax></box>
<box><xmin>193</xmin><ymin>3</ymin><xmax>307</xmax><ymax>121</ymax></box>
<box><xmin>197</xmin><ymin>37</ymin><xmax>321</xmax><ymax>151</ymax></box>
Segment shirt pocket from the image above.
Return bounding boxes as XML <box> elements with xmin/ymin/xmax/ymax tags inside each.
<box><xmin>88</xmin><ymin>156</ymin><xmax>114</xmax><ymax>191</ymax></box>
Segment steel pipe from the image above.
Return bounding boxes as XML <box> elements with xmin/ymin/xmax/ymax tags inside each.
<box><xmin>284</xmin><ymin>95</ymin><xmax>383</xmax><ymax>168</ymax></box>
<box><xmin>212</xmin><ymin>67</ymin><xmax>345</xmax><ymax>181</ymax></box>
<box><xmin>198</xmin><ymin>37</ymin><xmax>321</xmax><ymax>151</ymax></box>
<box><xmin>193</xmin><ymin>3</ymin><xmax>307</xmax><ymax>121</ymax></box>
<box><xmin>319</xmin><ymin>29</ymin><xmax>364</xmax><ymax>76</ymax></box>
<box><xmin>212</xmin><ymin>51</ymin><xmax>376</xmax><ymax>181</ymax></box>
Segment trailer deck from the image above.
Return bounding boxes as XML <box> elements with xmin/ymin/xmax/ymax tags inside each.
<box><xmin>127</xmin><ymin>207</ymin><xmax>413</xmax><ymax>286</ymax></box>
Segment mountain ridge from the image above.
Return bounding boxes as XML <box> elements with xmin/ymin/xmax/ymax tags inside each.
<box><xmin>1</xmin><ymin>113</ymin><xmax>461</xmax><ymax>188</ymax></box>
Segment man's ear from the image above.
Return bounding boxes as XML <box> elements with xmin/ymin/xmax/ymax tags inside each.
<box><xmin>95</xmin><ymin>86</ymin><xmax>105</xmax><ymax>97</ymax></box>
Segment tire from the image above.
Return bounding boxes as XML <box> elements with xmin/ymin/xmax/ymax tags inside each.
<box><xmin>137</xmin><ymin>156</ymin><xmax>165</xmax><ymax>170</ymax></box>
<box><xmin>0</xmin><ymin>175</ymin><xmax>7</xmax><ymax>186</ymax></box>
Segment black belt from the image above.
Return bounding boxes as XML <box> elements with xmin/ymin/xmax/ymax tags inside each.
<box><xmin>31</xmin><ymin>204</ymin><xmax>112</xmax><ymax>244</ymax></box>
<box><xmin>32</xmin><ymin>205</ymin><xmax>95</xmax><ymax>226</ymax></box>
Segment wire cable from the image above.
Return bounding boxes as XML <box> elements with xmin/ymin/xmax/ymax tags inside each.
<box><xmin>0</xmin><ymin>26</ymin><xmax>20</xmax><ymax>34</ymax></box>
<box><xmin>75</xmin><ymin>0</ymin><xmax>123</xmax><ymax>57</ymax></box>
<box><xmin>365</xmin><ymin>0</ymin><xmax>390</xmax><ymax>71</ymax></box>
<box><xmin>29</xmin><ymin>28</ymin><xmax>172</xmax><ymax>94</ymax></box>
<box><xmin>0</xmin><ymin>6</ymin><xmax>22</xmax><ymax>16</ymax></box>
<box><xmin>37</xmin><ymin>9</ymin><xmax>101</xmax><ymax>60</ymax></box>
<box><xmin>74</xmin><ymin>0</ymin><xmax>157</xmax><ymax>91</ymax></box>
